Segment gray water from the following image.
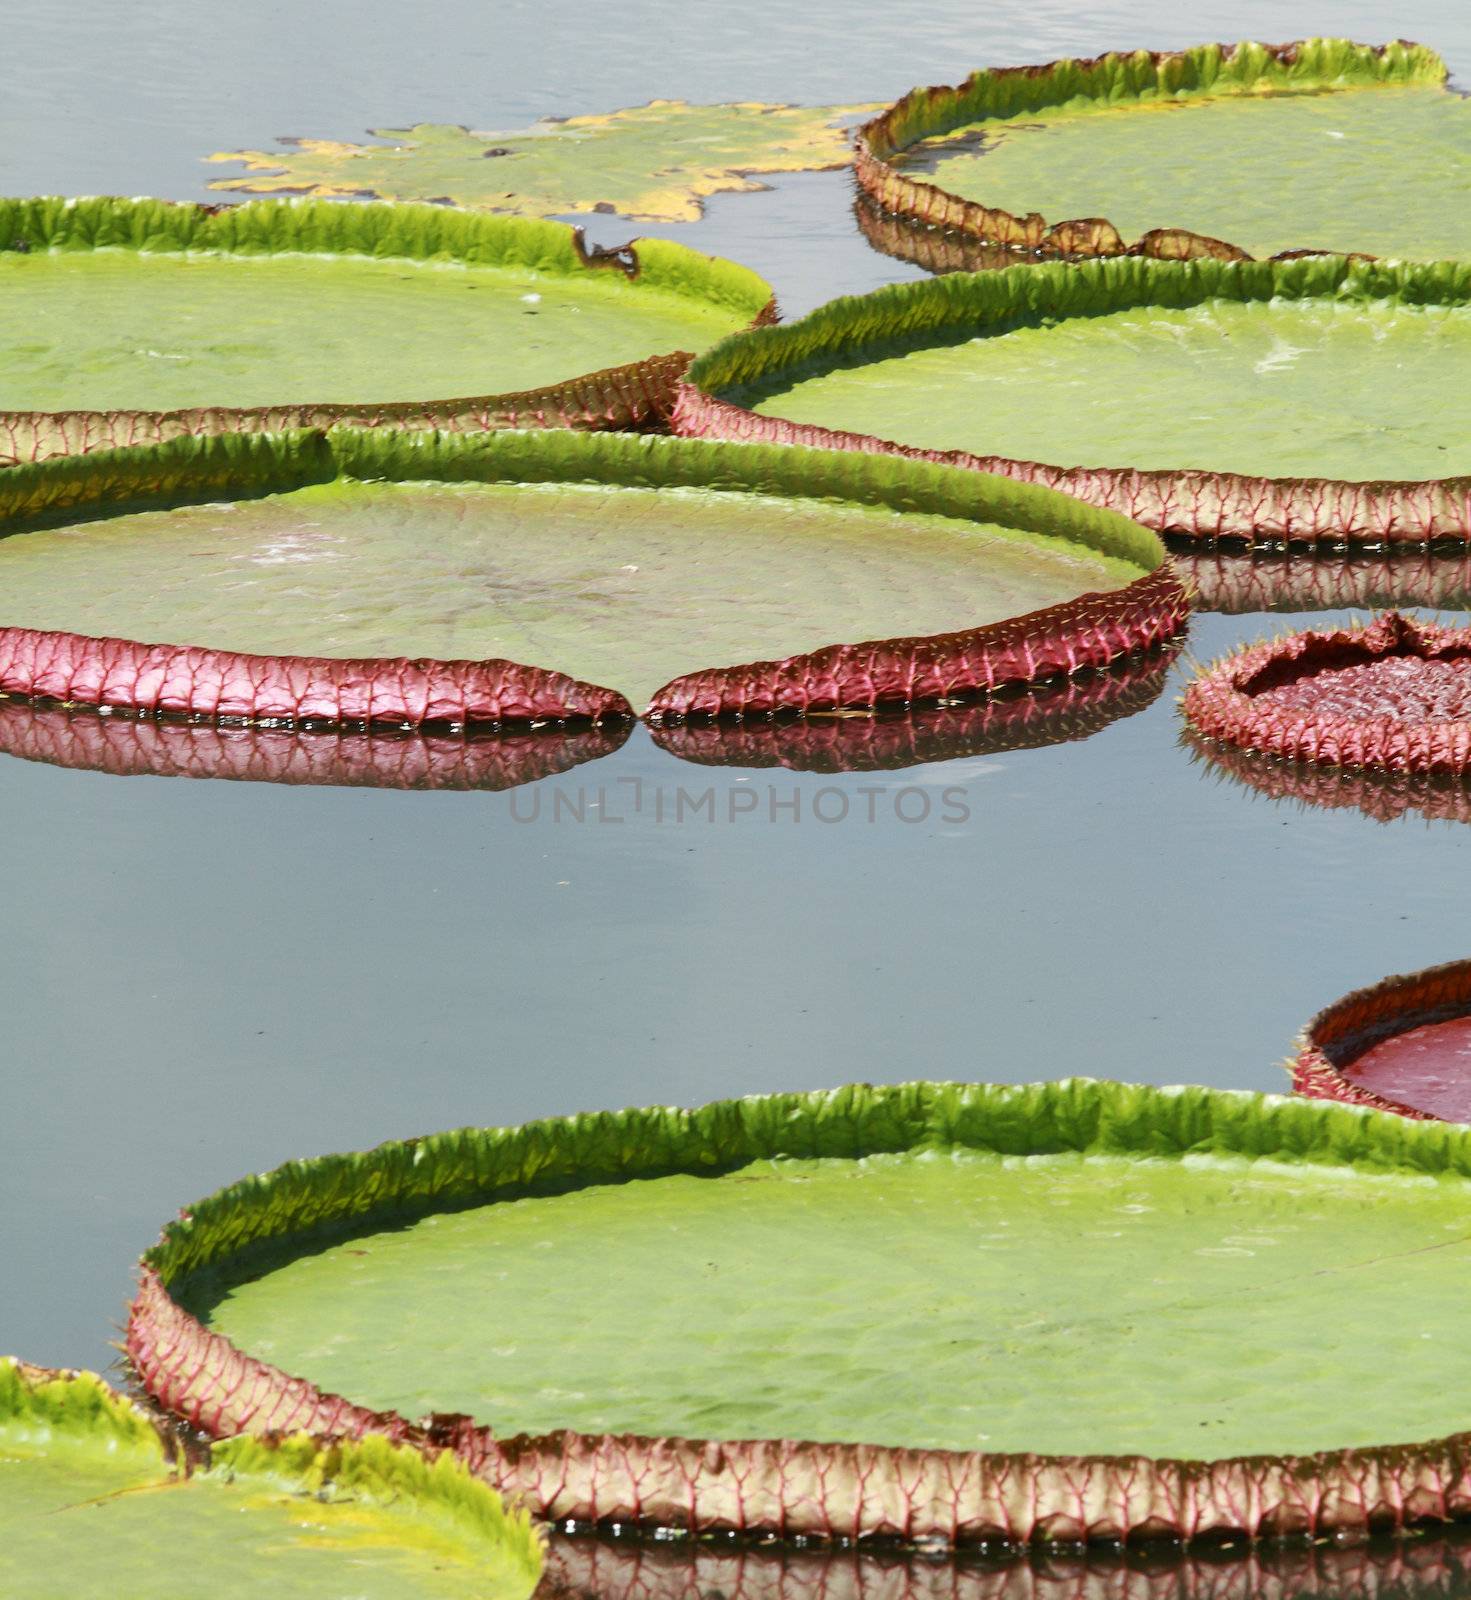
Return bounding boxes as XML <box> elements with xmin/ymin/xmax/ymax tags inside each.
<box><xmin>3</xmin><ymin>0</ymin><xmax>1470</xmax><ymax>1382</ymax></box>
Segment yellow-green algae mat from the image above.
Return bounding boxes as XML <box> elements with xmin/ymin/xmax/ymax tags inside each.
<box><xmin>675</xmin><ymin>254</ymin><xmax>1471</xmax><ymax>543</ymax></box>
<box><xmin>855</xmin><ymin>39</ymin><xmax>1469</xmax><ymax>264</ymax></box>
<box><xmin>0</xmin><ymin>196</ymin><xmax>773</xmax><ymax>465</ymax></box>
<box><xmin>206</xmin><ymin>101</ymin><xmax>879</xmax><ymax>223</ymax></box>
<box><xmin>0</xmin><ymin>1360</ymin><xmax>541</xmax><ymax>1598</ymax></box>
<box><xmin>0</xmin><ymin>428</ymin><xmax>1179</xmax><ymax>724</ymax></box>
<box><xmin>130</xmin><ymin>1079</ymin><xmax>1471</xmax><ymax>1545</ymax></box>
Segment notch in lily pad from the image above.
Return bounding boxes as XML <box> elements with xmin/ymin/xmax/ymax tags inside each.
<box><xmin>0</xmin><ymin>428</ymin><xmax>1185</xmax><ymax>729</ymax></box>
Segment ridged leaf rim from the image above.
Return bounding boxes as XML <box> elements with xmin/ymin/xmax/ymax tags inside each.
<box><xmin>128</xmin><ymin>1077</ymin><xmax>1471</xmax><ymax>1546</ymax></box>
<box><xmin>851</xmin><ymin>38</ymin><xmax>1447</xmax><ymax>262</ymax></box>
<box><xmin>0</xmin><ymin>194</ymin><xmax>776</xmax><ymax>464</ymax></box>
<box><xmin>0</xmin><ymin>425</ymin><xmax>1185</xmax><ymax>728</ymax></box>
<box><xmin>674</xmin><ymin>253</ymin><xmax>1471</xmax><ymax>543</ymax></box>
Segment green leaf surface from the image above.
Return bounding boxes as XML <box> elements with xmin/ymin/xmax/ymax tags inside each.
<box><xmin>0</xmin><ymin>429</ymin><xmax>1151</xmax><ymax>712</ymax></box>
<box><xmin>908</xmin><ymin>83</ymin><xmax>1471</xmax><ymax>262</ymax></box>
<box><xmin>0</xmin><ymin>197</ymin><xmax>770</xmax><ymax>414</ymax></box>
<box><xmin>0</xmin><ymin>1362</ymin><xmax>541</xmax><ymax>1600</ymax></box>
<box><xmin>708</xmin><ymin>255</ymin><xmax>1471</xmax><ymax>482</ymax></box>
<box><xmin>158</xmin><ymin>1079</ymin><xmax>1471</xmax><ymax>1465</ymax></box>
<box><xmin>207</xmin><ymin>101</ymin><xmax>877</xmax><ymax>222</ymax></box>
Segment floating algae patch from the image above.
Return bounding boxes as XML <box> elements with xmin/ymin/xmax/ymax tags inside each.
<box><xmin>0</xmin><ymin>1360</ymin><xmax>541</xmax><ymax>1600</ymax></box>
<box><xmin>208</xmin><ymin>101</ymin><xmax>878</xmax><ymax>223</ymax></box>
<box><xmin>0</xmin><ymin>196</ymin><xmax>773</xmax><ymax>462</ymax></box>
<box><xmin>0</xmin><ymin>478</ymin><xmax>1134</xmax><ymax>713</ymax></box>
<box><xmin>853</xmin><ymin>39</ymin><xmax>1454</xmax><ymax>262</ymax></box>
<box><xmin>130</xmin><ymin>1081</ymin><xmax>1471</xmax><ymax>1543</ymax></box>
<box><xmin>0</xmin><ymin>429</ymin><xmax>1178</xmax><ymax>725</ymax></box>
<box><xmin>742</xmin><ymin>295</ymin><xmax>1471</xmax><ymax>483</ymax></box>
<box><xmin>680</xmin><ymin>256</ymin><xmax>1471</xmax><ymax>541</ymax></box>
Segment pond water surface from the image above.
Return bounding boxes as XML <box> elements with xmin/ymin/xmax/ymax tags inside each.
<box><xmin>3</xmin><ymin>0</ymin><xmax>1469</xmax><ymax>1475</ymax></box>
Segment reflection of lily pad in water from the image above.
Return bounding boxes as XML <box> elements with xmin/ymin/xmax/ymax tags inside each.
<box><xmin>0</xmin><ymin>195</ymin><xmax>773</xmax><ymax>463</ymax></box>
<box><xmin>854</xmin><ymin>39</ymin><xmax>1451</xmax><ymax>261</ymax></box>
<box><xmin>207</xmin><ymin>101</ymin><xmax>877</xmax><ymax>223</ymax></box>
<box><xmin>1293</xmin><ymin>959</ymin><xmax>1471</xmax><ymax>1125</ymax></box>
<box><xmin>0</xmin><ymin>700</ymin><xmax>631</xmax><ymax>791</ymax></box>
<box><xmin>0</xmin><ymin>1360</ymin><xmax>541</xmax><ymax>1600</ymax></box>
<box><xmin>132</xmin><ymin>1080</ymin><xmax>1471</xmax><ymax>1544</ymax></box>
<box><xmin>677</xmin><ymin>255</ymin><xmax>1471</xmax><ymax>542</ymax></box>
<box><xmin>1176</xmin><ymin>547</ymin><xmax>1471</xmax><ymax>615</ymax></box>
<box><xmin>0</xmin><ymin>428</ymin><xmax>1179</xmax><ymax>726</ymax></box>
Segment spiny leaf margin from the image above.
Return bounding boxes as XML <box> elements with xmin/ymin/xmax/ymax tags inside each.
<box><xmin>674</xmin><ymin>253</ymin><xmax>1471</xmax><ymax>543</ymax></box>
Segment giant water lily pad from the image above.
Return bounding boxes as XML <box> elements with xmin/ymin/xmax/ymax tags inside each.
<box><xmin>1293</xmin><ymin>959</ymin><xmax>1471</xmax><ymax>1123</ymax></box>
<box><xmin>0</xmin><ymin>428</ymin><xmax>1182</xmax><ymax>726</ymax></box>
<box><xmin>677</xmin><ymin>255</ymin><xmax>1471</xmax><ymax>542</ymax></box>
<box><xmin>208</xmin><ymin>101</ymin><xmax>877</xmax><ymax>222</ymax></box>
<box><xmin>854</xmin><ymin>39</ymin><xmax>1455</xmax><ymax>263</ymax></box>
<box><xmin>131</xmin><ymin>1079</ymin><xmax>1471</xmax><ymax>1545</ymax></box>
<box><xmin>0</xmin><ymin>1359</ymin><xmax>541</xmax><ymax>1598</ymax></box>
<box><xmin>0</xmin><ymin>196</ymin><xmax>773</xmax><ymax>464</ymax></box>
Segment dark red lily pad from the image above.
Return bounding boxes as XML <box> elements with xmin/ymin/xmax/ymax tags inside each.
<box><xmin>1182</xmin><ymin>613</ymin><xmax>1471</xmax><ymax>774</ymax></box>
<box><xmin>1293</xmin><ymin>959</ymin><xmax>1471</xmax><ymax>1123</ymax></box>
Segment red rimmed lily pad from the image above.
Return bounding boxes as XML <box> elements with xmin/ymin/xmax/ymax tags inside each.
<box><xmin>675</xmin><ymin>255</ymin><xmax>1471</xmax><ymax>544</ymax></box>
<box><xmin>851</xmin><ymin>39</ymin><xmax>1454</xmax><ymax>265</ymax></box>
<box><xmin>0</xmin><ymin>427</ymin><xmax>1184</xmax><ymax>728</ymax></box>
<box><xmin>127</xmin><ymin>1079</ymin><xmax>1471</xmax><ymax>1547</ymax></box>
<box><xmin>0</xmin><ymin>196</ymin><xmax>775</xmax><ymax>465</ymax></box>
<box><xmin>1182</xmin><ymin>612</ymin><xmax>1471</xmax><ymax>774</ymax></box>
<box><xmin>1293</xmin><ymin>960</ymin><xmax>1471</xmax><ymax>1123</ymax></box>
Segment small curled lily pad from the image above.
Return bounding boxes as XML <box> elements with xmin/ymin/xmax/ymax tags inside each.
<box><xmin>131</xmin><ymin>1080</ymin><xmax>1471</xmax><ymax>1546</ymax></box>
<box><xmin>0</xmin><ymin>1359</ymin><xmax>542</xmax><ymax>1599</ymax></box>
<box><xmin>207</xmin><ymin>101</ymin><xmax>878</xmax><ymax>223</ymax></box>
<box><xmin>1293</xmin><ymin>959</ymin><xmax>1471</xmax><ymax>1124</ymax></box>
<box><xmin>1183</xmin><ymin>612</ymin><xmax>1471</xmax><ymax>775</ymax></box>
<box><xmin>0</xmin><ymin>427</ymin><xmax>1183</xmax><ymax>727</ymax></box>
<box><xmin>0</xmin><ymin>196</ymin><xmax>774</xmax><ymax>464</ymax></box>
<box><xmin>676</xmin><ymin>254</ymin><xmax>1471</xmax><ymax>542</ymax></box>
<box><xmin>854</xmin><ymin>38</ymin><xmax>1459</xmax><ymax>263</ymax></box>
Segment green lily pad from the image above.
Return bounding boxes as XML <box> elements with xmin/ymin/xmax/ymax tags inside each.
<box><xmin>130</xmin><ymin>1081</ymin><xmax>1471</xmax><ymax>1544</ymax></box>
<box><xmin>0</xmin><ymin>1360</ymin><xmax>541</xmax><ymax>1599</ymax></box>
<box><xmin>855</xmin><ymin>39</ymin><xmax>1453</xmax><ymax>262</ymax></box>
<box><xmin>680</xmin><ymin>255</ymin><xmax>1471</xmax><ymax>540</ymax></box>
<box><xmin>208</xmin><ymin>101</ymin><xmax>878</xmax><ymax>223</ymax></box>
<box><xmin>0</xmin><ymin>196</ymin><xmax>772</xmax><ymax>462</ymax></box>
<box><xmin>0</xmin><ymin>428</ymin><xmax>1171</xmax><ymax>723</ymax></box>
